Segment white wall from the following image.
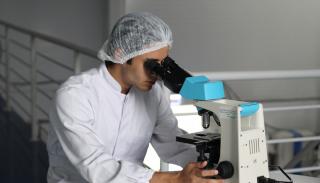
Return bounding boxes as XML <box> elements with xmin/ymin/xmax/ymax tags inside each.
<box><xmin>0</xmin><ymin>0</ymin><xmax>110</xmax><ymax>121</ymax></box>
<box><xmin>124</xmin><ymin>0</ymin><xmax>320</xmax><ymax>72</ymax></box>
<box><xmin>0</xmin><ymin>0</ymin><xmax>109</xmax><ymax>50</ymax></box>
<box><xmin>0</xmin><ymin>0</ymin><xmax>319</xmax><ymax>131</ymax></box>
<box><xmin>112</xmin><ymin>0</ymin><xmax>320</xmax><ymax>131</ymax></box>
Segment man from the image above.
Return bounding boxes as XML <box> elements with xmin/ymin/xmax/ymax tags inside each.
<box><xmin>47</xmin><ymin>12</ymin><xmax>222</xmax><ymax>183</ymax></box>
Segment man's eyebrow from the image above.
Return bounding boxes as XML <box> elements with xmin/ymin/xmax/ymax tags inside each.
<box><xmin>145</xmin><ymin>58</ymin><xmax>159</xmax><ymax>62</ymax></box>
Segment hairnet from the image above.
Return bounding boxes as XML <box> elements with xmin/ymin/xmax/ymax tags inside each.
<box><xmin>98</xmin><ymin>12</ymin><xmax>173</xmax><ymax>64</ymax></box>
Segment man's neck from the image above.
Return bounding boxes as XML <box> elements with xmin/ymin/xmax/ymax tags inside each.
<box><xmin>106</xmin><ymin>64</ymin><xmax>131</xmax><ymax>94</ymax></box>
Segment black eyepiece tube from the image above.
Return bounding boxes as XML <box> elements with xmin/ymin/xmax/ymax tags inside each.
<box><xmin>144</xmin><ymin>57</ymin><xmax>192</xmax><ymax>93</ymax></box>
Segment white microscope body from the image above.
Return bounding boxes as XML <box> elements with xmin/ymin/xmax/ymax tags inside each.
<box><xmin>195</xmin><ymin>99</ymin><xmax>269</xmax><ymax>183</ymax></box>
<box><xmin>143</xmin><ymin>56</ymin><xmax>271</xmax><ymax>182</ymax></box>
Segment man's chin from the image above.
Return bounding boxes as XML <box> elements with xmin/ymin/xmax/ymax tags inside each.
<box><xmin>137</xmin><ymin>84</ymin><xmax>153</xmax><ymax>92</ymax></box>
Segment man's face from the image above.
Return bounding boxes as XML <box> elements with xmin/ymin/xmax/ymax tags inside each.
<box><xmin>122</xmin><ymin>47</ymin><xmax>169</xmax><ymax>91</ymax></box>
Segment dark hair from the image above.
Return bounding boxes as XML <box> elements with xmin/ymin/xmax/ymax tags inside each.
<box><xmin>105</xmin><ymin>60</ymin><xmax>115</xmax><ymax>66</ymax></box>
<box><xmin>105</xmin><ymin>59</ymin><xmax>133</xmax><ymax>66</ymax></box>
<box><xmin>126</xmin><ymin>58</ymin><xmax>133</xmax><ymax>65</ymax></box>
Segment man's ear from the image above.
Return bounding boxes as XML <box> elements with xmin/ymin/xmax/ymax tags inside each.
<box><xmin>126</xmin><ymin>58</ymin><xmax>133</xmax><ymax>65</ymax></box>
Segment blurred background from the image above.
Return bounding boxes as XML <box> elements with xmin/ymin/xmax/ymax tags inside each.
<box><xmin>0</xmin><ymin>0</ymin><xmax>320</xmax><ymax>182</ymax></box>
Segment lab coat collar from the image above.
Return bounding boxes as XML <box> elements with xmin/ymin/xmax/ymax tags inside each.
<box><xmin>99</xmin><ymin>63</ymin><xmax>123</xmax><ymax>94</ymax></box>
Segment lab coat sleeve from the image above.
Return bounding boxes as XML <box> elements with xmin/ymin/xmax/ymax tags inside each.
<box><xmin>51</xmin><ymin>88</ymin><xmax>154</xmax><ymax>183</ymax></box>
<box><xmin>151</xmin><ymin>88</ymin><xmax>198</xmax><ymax>168</ymax></box>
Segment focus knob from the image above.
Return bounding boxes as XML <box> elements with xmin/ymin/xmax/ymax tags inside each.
<box><xmin>217</xmin><ymin>161</ymin><xmax>234</xmax><ymax>179</ymax></box>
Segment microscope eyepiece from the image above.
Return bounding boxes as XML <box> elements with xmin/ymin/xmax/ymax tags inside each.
<box><xmin>144</xmin><ymin>58</ymin><xmax>164</xmax><ymax>78</ymax></box>
<box><xmin>143</xmin><ymin>56</ymin><xmax>192</xmax><ymax>93</ymax></box>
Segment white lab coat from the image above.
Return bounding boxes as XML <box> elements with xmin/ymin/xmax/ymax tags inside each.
<box><xmin>47</xmin><ymin>63</ymin><xmax>197</xmax><ymax>183</ymax></box>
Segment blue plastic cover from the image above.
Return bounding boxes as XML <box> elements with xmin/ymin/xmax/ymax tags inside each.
<box><xmin>179</xmin><ymin>76</ymin><xmax>225</xmax><ymax>100</ymax></box>
<box><xmin>239</xmin><ymin>102</ymin><xmax>259</xmax><ymax>117</ymax></box>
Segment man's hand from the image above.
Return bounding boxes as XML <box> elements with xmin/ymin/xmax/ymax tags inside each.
<box><xmin>176</xmin><ymin>161</ymin><xmax>223</xmax><ymax>183</ymax></box>
<box><xmin>150</xmin><ymin>161</ymin><xmax>224</xmax><ymax>183</ymax></box>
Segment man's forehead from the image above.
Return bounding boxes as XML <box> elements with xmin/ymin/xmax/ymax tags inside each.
<box><xmin>135</xmin><ymin>46</ymin><xmax>169</xmax><ymax>63</ymax></box>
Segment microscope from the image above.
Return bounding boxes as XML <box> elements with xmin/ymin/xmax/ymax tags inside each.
<box><xmin>144</xmin><ymin>57</ymin><xmax>272</xmax><ymax>183</ymax></box>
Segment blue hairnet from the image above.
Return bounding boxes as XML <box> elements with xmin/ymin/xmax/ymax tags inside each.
<box><xmin>98</xmin><ymin>12</ymin><xmax>173</xmax><ymax>64</ymax></box>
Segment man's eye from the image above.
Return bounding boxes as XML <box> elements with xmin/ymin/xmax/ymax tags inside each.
<box><xmin>161</xmin><ymin>56</ymin><xmax>170</xmax><ymax>65</ymax></box>
<box><xmin>145</xmin><ymin>58</ymin><xmax>159</xmax><ymax>63</ymax></box>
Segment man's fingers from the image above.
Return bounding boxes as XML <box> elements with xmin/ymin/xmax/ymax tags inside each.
<box><xmin>207</xmin><ymin>179</ymin><xmax>224</xmax><ymax>183</ymax></box>
<box><xmin>196</xmin><ymin>161</ymin><xmax>208</xmax><ymax>168</ymax></box>
<box><xmin>189</xmin><ymin>161</ymin><xmax>208</xmax><ymax>169</ymax></box>
<box><xmin>201</xmin><ymin>169</ymin><xmax>219</xmax><ymax>177</ymax></box>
